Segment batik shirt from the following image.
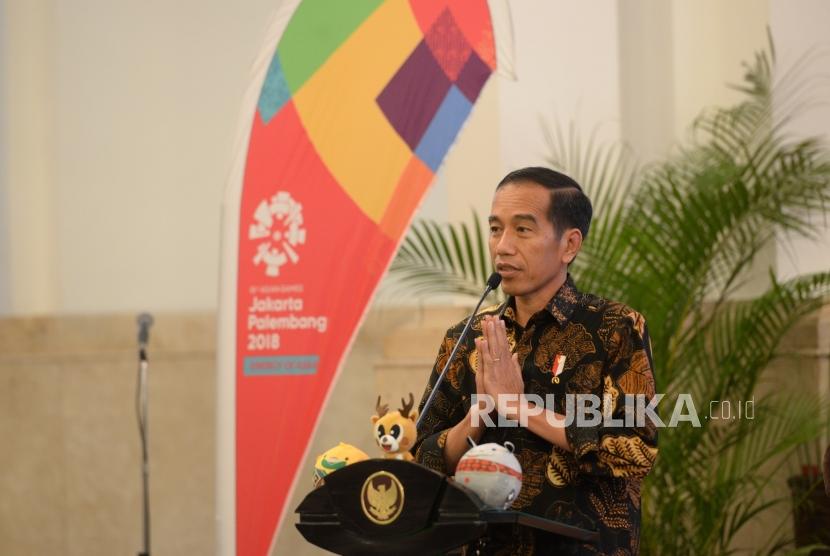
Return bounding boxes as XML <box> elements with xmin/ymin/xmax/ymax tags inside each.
<box><xmin>412</xmin><ymin>275</ymin><xmax>658</xmax><ymax>555</ymax></box>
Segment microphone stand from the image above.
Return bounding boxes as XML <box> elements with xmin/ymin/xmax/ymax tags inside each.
<box><xmin>416</xmin><ymin>273</ymin><xmax>502</xmax><ymax>430</ymax></box>
<box><xmin>136</xmin><ymin>345</ymin><xmax>150</xmax><ymax>556</ymax></box>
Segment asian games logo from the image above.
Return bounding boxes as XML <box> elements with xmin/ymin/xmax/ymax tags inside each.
<box><xmin>248</xmin><ymin>191</ymin><xmax>306</xmax><ymax>277</ymax></box>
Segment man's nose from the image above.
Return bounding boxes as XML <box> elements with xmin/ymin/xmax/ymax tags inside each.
<box><xmin>495</xmin><ymin>230</ymin><xmax>516</xmax><ymax>255</ymax></box>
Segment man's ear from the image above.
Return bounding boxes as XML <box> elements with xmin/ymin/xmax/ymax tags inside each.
<box><xmin>561</xmin><ymin>228</ymin><xmax>583</xmax><ymax>264</ymax></box>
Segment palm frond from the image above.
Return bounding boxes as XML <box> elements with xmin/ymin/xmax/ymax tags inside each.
<box><xmin>387</xmin><ymin>217</ymin><xmax>502</xmax><ymax>302</ymax></box>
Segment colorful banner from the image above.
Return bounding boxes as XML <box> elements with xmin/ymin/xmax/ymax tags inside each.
<box><xmin>223</xmin><ymin>1</ymin><xmax>495</xmax><ymax>554</ymax></box>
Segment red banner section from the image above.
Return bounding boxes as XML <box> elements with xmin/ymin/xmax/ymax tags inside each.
<box><xmin>232</xmin><ymin>2</ymin><xmax>495</xmax><ymax>554</ymax></box>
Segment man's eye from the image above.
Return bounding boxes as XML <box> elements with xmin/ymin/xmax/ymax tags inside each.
<box><xmin>489</xmin><ymin>226</ymin><xmax>501</xmax><ymax>234</ymax></box>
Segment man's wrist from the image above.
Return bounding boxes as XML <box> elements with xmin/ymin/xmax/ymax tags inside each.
<box><xmin>466</xmin><ymin>405</ymin><xmax>488</xmax><ymax>438</ymax></box>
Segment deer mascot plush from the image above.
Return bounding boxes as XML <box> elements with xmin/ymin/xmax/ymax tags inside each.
<box><xmin>371</xmin><ymin>393</ymin><xmax>418</xmax><ymax>461</ymax></box>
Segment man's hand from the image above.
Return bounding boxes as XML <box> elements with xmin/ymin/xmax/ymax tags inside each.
<box><xmin>476</xmin><ymin>315</ymin><xmax>524</xmax><ymax>417</ymax></box>
<box><xmin>472</xmin><ymin>333</ymin><xmax>490</xmax><ymax>421</ymax></box>
<box><xmin>442</xmin><ymin>319</ymin><xmax>497</xmax><ymax>471</ymax></box>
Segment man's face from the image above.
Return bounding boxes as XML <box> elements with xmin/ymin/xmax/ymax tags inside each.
<box><xmin>488</xmin><ymin>181</ymin><xmax>569</xmax><ymax>299</ymax></box>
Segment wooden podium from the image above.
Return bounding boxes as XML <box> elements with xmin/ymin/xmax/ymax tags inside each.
<box><xmin>295</xmin><ymin>459</ymin><xmax>599</xmax><ymax>555</ymax></box>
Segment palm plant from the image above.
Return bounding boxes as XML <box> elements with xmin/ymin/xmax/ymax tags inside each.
<box><xmin>388</xmin><ymin>44</ymin><xmax>830</xmax><ymax>554</ymax></box>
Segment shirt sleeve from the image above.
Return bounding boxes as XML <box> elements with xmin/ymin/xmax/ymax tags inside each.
<box><xmin>564</xmin><ymin>314</ymin><xmax>659</xmax><ymax>479</ymax></box>
<box><xmin>411</xmin><ymin>328</ymin><xmax>468</xmax><ymax>474</ymax></box>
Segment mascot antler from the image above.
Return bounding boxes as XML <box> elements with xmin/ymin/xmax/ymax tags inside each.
<box><xmin>375</xmin><ymin>396</ymin><xmax>389</xmax><ymax>418</ymax></box>
<box><xmin>399</xmin><ymin>393</ymin><xmax>415</xmax><ymax>419</ymax></box>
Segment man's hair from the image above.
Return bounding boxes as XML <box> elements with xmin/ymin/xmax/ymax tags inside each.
<box><xmin>496</xmin><ymin>167</ymin><xmax>593</xmax><ymax>239</ymax></box>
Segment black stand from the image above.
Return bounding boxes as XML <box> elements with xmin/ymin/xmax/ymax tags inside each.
<box><xmin>136</xmin><ymin>349</ymin><xmax>150</xmax><ymax>556</ymax></box>
<box><xmin>296</xmin><ymin>459</ymin><xmax>598</xmax><ymax>555</ymax></box>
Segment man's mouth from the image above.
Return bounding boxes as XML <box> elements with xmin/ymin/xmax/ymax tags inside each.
<box><xmin>496</xmin><ymin>263</ymin><xmax>521</xmax><ymax>276</ymax></box>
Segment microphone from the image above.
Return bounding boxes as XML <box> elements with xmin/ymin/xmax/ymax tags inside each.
<box><xmin>485</xmin><ymin>272</ymin><xmax>502</xmax><ymax>291</ymax></box>
<box><xmin>416</xmin><ymin>272</ymin><xmax>502</xmax><ymax>429</ymax></box>
<box><xmin>137</xmin><ymin>313</ymin><xmax>154</xmax><ymax>358</ymax></box>
<box><xmin>135</xmin><ymin>312</ymin><xmax>154</xmax><ymax>555</ymax></box>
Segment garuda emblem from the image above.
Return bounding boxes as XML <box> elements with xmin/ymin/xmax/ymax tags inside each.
<box><xmin>360</xmin><ymin>471</ymin><xmax>405</xmax><ymax>525</ymax></box>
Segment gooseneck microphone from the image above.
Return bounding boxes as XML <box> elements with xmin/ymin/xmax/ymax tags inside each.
<box><xmin>135</xmin><ymin>312</ymin><xmax>154</xmax><ymax>556</ymax></box>
<box><xmin>416</xmin><ymin>273</ymin><xmax>502</xmax><ymax>429</ymax></box>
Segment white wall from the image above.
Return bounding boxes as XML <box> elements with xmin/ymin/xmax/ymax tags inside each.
<box><xmin>0</xmin><ymin>0</ymin><xmax>626</xmax><ymax>314</ymax></box>
<box><xmin>674</xmin><ymin>0</ymin><xmax>775</xmax><ymax>298</ymax></box>
<box><xmin>2</xmin><ymin>0</ymin><xmax>59</xmax><ymax>314</ymax></box>
<box><xmin>618</xmin><ymin>0</ymin><xmax>675</xmax><ymax>163</ymax></box>
<box><xmin>671</xmin><ymin>0</ymin><xmax>770</xmax><ymax>144</ymax></box>
<box><xmin>1</xmin><ymin>0</ymin><xmax>279</xmax><ymax>315</ymax></box>
<box><xmin>500</xmin><ymin>0</ymin><xmax>622</xmax><ymax>171</ymax></box>
<box><xmin>1</xmin><ymin>0</ymin><xmax>828</xmax><ymax>316</ymax></box>
<box><xmin>0</xmin><ymin>0</ymin><xmax>10</xmax><ymax>313</ymax></box>
<box><xmin>55</xmin><ymin>0</ymin><xmax>291</xmax><ymax>314</ymax></box>
<box><xmin>770</xmin><ymin>0</ymin><xmax>830</xmax><ymax>280</ymax></box>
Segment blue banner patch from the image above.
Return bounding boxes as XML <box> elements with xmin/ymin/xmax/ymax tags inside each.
<box><xmin>244</xmin><ymin>355</ymin><xmax>319</xmax><ymax>376</ymax></box>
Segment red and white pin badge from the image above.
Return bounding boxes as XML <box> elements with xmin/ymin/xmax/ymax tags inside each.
<box><xmin>551</xmin><ymin>354</ymin><xmax>566</xmax><ymax>384</ymax></box>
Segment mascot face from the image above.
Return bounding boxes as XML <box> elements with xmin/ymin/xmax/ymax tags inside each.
<box><xmin>373</xmin><ymin>415</ymin><xmax>411</xmax><ymax>453</ymax></box>
<box><xmin>312</xmin><ymin>442</ymin><xmax>369</xmax><ymax>487</ymax></box>
<box><xmin>371</xmin><ymin>394</ymin><xmax>418</xmax><ymax>459</ymax></box>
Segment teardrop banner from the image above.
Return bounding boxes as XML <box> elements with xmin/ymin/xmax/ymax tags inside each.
<box><xmin>218</xmin><ymin>1</ymin><xmax>496</xmax><ymax>554</ymax></box>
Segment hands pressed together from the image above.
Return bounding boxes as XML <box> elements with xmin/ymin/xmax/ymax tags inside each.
<box><xmin>443</xmin><ymin>315</ymin><xmax>569</xmax><ymax>469</ymax></box>
<box><xmin>473</xmin><ymin>315</ymin><xmax>524</xmax><ymax>419</ymax></box>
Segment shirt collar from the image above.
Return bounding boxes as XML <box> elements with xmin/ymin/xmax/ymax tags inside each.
<box><xmin>498</xmin><ymin>273</ymin><xmax>582</xmax><ymax>327</ymax></box>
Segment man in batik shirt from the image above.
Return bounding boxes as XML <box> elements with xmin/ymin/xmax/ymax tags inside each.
<box><xmin>413</xmin><ymin>167</ymin><xmax>658</xmax><ymax>555</ymax></box>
